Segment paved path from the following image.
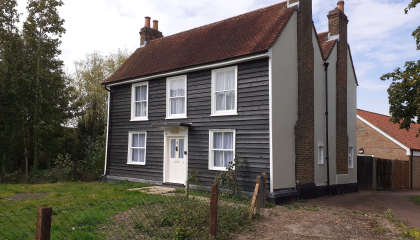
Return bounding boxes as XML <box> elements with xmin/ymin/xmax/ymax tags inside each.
<box><xmin>308</xmin><ymin>190</ymin><xmax>420</xmax><ymax>229</ymax></box>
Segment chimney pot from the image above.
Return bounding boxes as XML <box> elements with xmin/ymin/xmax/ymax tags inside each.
<box><xmin>153</xmin><ymin>20</ymin><xmax>159</xmax><ymax>30</ymax></box>
<box><xmin>337</xmin><ymin>1</ymin><xmax>344</xmax><ymax>13</ymax></box>
<box><xmin>144</xmin><ymin>17</ymin><xmax>151</xmax><ymax>28</ymax></box>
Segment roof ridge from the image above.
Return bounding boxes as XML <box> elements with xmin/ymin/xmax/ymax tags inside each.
<box><xmin>149</xmin><ymin>1</ymin><xmax>288</xmax><ymax>43</ymax></box>
<box><xmin>357</xmin><ymin>109</ymin><xmax>391</xmax><ymax>118</ymax></box>
<box><xmin>317</xmin><ymin>31</ymin><xmax>329</xmax><ymax>35</ymax></box>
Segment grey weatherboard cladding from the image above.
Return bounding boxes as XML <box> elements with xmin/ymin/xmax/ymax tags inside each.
<box><xmin>107</xmin><ymin>58</ymin><xmax>270</xmax><ymax>192</ymax></box>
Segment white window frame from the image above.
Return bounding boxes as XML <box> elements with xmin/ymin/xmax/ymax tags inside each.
<box><xmin>131</xmin><ymin>82</ymin><xmax>149</xmax><ymax>121</ymax></box>
<box><xmin>208</xmin><ymin>129</ymin><xmax>236</xmax><ymax>171</ymax></box>
<box><xmin>318</xmin><ymin>142</ymin><xmax>324</xmax><ymax>165</ymax></box>
<box><xmin>127</xmin><ymin>131</ymin><xmax>147</xmax><ymax>165</ymax></box>
<box><xmin>166</xmin><ymin>75</ymin><xmax>187</xmax><ymax>119</ymax></box>
<box><xmin>348</xmin><ymin>146</ymin><xmax>354</xmax><ymax>169</ymax></box>
<box><xmin>211</xmin><ymin>66</ymin><xmax>238</xmax><ymax>116</ymax></box>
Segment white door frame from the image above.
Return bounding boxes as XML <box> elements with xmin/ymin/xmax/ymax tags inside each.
<box><xmin>162</xmin><ymin>127</ymin><xmax>189</xmax><ymax>185</ymax></box>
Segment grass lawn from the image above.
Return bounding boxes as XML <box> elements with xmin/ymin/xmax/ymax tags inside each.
<box><xmin>0</xmin><ymin>181</ymin><xmax>150</xmax><ymax>212</ymax></box>
<box><xmin>410</xmin><ymin>195</ymin><xmax>420</xmax><ymax>205</ymax></box>
<box><xmin>0</xmin><ymin>181</ymin><xmax>251</xmax><ymax>239</ymax></box>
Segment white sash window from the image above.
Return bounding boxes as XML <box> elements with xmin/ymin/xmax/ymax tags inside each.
<box><xmin>211</xmin><ymin>66</ymin><xmax>238</xmax><ymax>116</ymax></box>
<box><xmin>166</xmin><ymin>75</ymin><xmax>187</xmax><ymax>119</ymax></box>
<box><xmin>131</xmin><ymin>82</ymin><xmax>148</xmax><ymax>121</ymax></box>
<box><xmin>209</xmin><ymin>130</ymin><xmax>236</xmax><ymax>171</ymax></box>
<box><xmin>128</xmin><ymin>132</ymin><xmax>147</xmax><ymax>165</ymax></box>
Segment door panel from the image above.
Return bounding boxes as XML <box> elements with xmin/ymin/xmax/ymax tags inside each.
<box><xmin>167</xmin><ymin>138</ymin><xmax>186</xmax><ymax>184</ymax></box>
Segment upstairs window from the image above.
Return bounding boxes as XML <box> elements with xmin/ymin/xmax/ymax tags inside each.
<box><xmin>166</xmin><ymin>75</ymin><xmax>187</xmax><ymax>119</ymax></box>
<box><xmin>128</xmin><ymin>132</ymin><xmax>147</xmax><ymax>165</ymax></box>
<box><xmin>209</xmin><ymin>130</ymin><xmax>235</xmax><ymax>171</ymax></box>
<box><xmin>131</xmin><ymin>82</ymin><xmax>148</xmax><ymax>121</ymax></box>
<box><xmin>348</xmin><ymin>146</ymin><xmax>354</xmax><ymax>169</ymax></box>
<box><xmin>211</xmin><ymin>66</ymin><xmax>238</xmax><ymax>116</ymax></box>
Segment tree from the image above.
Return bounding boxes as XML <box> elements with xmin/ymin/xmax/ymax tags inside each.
<box><xmin>70</xmin><ymin>49</ymin><xmax>129</xmax><ymax>161</ymax></box>
<box><xmin>380</xmin><ymin>0</ymin><xmax>420</xmax><ymax>136</ymax></box>
<box><xmin>21</xmin><ymin>0</ymin><xmax>74</xmax><ymax>170</ymax></box>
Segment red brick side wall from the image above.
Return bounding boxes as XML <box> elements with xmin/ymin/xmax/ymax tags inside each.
<box><xmin>413</xmin><ymin>156</ymin><xmax>420</xmax><ymax>190</ymax></box>
<box><xmin>357</xmin><ymin>118</ymin><xmax>409</xmax><ymax>160</ymax></box>
<box><xmin>294</xmin><ymin>0</ymin><xmax>315</xmax><ymax>184</ymax></box>
<box><xmin>328</xmin><ymin>9</ymin><xmax>349</xmax><ymax>174</ymax></box>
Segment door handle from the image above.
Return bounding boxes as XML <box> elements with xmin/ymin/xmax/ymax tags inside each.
<box><xmin>175</xmin><ymin>146</ymin><xmax>178</xmax><ymax>151</ymax></box>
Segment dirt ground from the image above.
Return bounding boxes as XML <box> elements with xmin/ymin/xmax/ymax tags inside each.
<box><xmin>3</xmin><ymin>192</ymin><xmax>49</xmax><ymax>201</ymax></box>
<box><xmin>234</xmin><ymin>203</ymin><xmax>403</xmax><ymax>240</ymax></box>
<box><xmin>308</xmin><ymin>190</ymin><xmax>420</xmax><ymax>229</ymax></box>
<box><xmin>235</xmin><ymin>190</ymin><xmax>420</xmax><ymax>240</ymax></box>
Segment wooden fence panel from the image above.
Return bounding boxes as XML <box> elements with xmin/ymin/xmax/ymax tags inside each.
<box><xmin>393</xmin><ymin>160</ymin><xmax>409</xmax><ymax>190</ymax></box>
<box><xmin>376</xmin><ymin>158</ymin><xmax>393</xmax><ymax>190</ymax></box>
<box><xmin>357</xmin><ymin>156</ymin><xmax>373</xmax><ymax>189</ymax></box>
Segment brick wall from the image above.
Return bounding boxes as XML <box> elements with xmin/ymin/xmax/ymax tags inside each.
<box><xmin>357</xmin><ymin>118</ymin><xmax>409</xmax><ymax>160</ymax></box>
<box><xmin>413</xmin><ymin>156</ymin><xmax>420</xmax><ymax>190</ymax></box>
<box><xmin>294</xmin><ymin>0</ymin><xmax>315</xmax><ymax>184</ymax></box>
<box><xmin>140</xmin><ymin>27</ymin><xmax>163</xmax><ymax>46</ymax></box>
<box><xmin>328</xmin><ymin>8</ymin><xmax>349</xmax><ymax>174</ymax></box>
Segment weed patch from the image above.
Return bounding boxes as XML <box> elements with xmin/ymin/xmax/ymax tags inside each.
<box><xmin>384</xmin><ymin>209</ymin><xmax>420</xmax><ymax>240</ymax></box>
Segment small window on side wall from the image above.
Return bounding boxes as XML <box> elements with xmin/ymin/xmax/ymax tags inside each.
<box><xmin>348</xmin><ymin>146</ymin><xmax>354</xmax><ymax>169</ymax></box>
<box><xmin>318</xmin><ymin>143</ymin><xmax>324</xmax><ymax>164</ymax></box>
<box><xmin>128</xmin><ymin>132</ymin><xmax>147</xmax><ymax>165</ymax></box>
<box><xmin>131</xmin><ymin>82</ymin><xmax>148</xmax><ymax>121</ymax></box>
<box><xmin>166</xmin><ymin>75</ymin><xmax>187</xmax><ymax>119</ymax></box>
<box><xmin>209</xmin><ymin>130</ymin><xmax>235</xmax><ymax>171</ymax></box>
<box><xmin>211</xmin><ymin>66</ymin><xmax>238</xmax><ymax>116</ymax></box>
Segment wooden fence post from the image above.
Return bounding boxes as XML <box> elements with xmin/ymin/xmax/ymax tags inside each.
<box><xmin>262</xmin><ymin>172</ymin><xmax>266</xmax><ymax>208</ymax></box>
<box><xmin>255</xmin><ymin>176</ymin><xmax>261</xmax><ymax>212</ymax></box>
<box><xmin>209</xmin><ymin>184</ymin><xmax>218</xmax><ymax>238</ymax></box>
<box><xmin>249</xmin><ymin>177</ymin><xmax>260</xmax><ymax>220</ymax></box>
<box><xmin>35</xmin><ymin>206</ymin><xmax>52</xmax><ymax>240</ymax></box>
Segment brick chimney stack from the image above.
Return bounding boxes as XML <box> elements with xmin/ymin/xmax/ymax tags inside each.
<box><xmin>328</xmin><ymin>1</ymin><xmax>349</xmax><ymax>175</ymax></box>
<box><xmin>293</xmin><ymin>0</ymin><xmax>316</xmax><ymax>186</ymax></box>
<box><xmin>139</xmin><ymin>17</ymin><xmax>163</xmax><ymax>47</ymax></box>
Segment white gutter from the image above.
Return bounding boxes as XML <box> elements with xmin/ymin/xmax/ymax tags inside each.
<box><xmin>104</xmin><ymin>91</ymin><xmax>110</xmax><ymax>175</ymax></box>
<box><xmin>357</xmin><ymin>115</ymin><xmax>411</xmax><ymax>155</ymax></box>
<box><xmin>267</xmin><ymin>48</ymin><xmax>274</xmax><ymax>194</ymax></box>
<box><xmin>107</xmin><ymin>53</ymin><xmax>269</xmax><ymax>87</ymax></box>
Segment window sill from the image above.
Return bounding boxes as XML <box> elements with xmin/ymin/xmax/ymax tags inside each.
<box><xmin>127</xmin><ymin>162</ymin><xmax>146</xmax><ymax>165</ymax></box>
<box><xmin>209</xmin><ymin>167</ymin><xmax>228</xmax><ymax>171</ymax></box>
<box><xmin>165</xmin><ymin>116</ymin><xmax>188</xmax><ymax>120</ymax></box>
<box><xmin>131</xmin><ymin>118</ymin><xmax>149</xmax><ymax>121</ymax></box>
<box><xmin>210</xmin><ymin>112</ymin><xmax>238</xmax><ymax>117</ymax></box>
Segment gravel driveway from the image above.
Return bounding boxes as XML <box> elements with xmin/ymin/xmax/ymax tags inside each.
<box><xmin>308</xmin><ymin>190</ymin><xmax>420</xmax><ymax>229</ymax></box>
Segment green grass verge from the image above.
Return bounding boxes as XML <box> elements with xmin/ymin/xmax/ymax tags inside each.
<box><xmin>0</xmin><ymin>181</ymin><xmax>150</xmax><ymax>239</ymax></box>
<box><xmin>0</xmin><ymin>182</ymin><xmax>251</xmax><ymax>239</ymax></box>
<box><xmin>410</xmin><ymin>196</ymin><xmax>420</xmax><ymax>205</ymax></box>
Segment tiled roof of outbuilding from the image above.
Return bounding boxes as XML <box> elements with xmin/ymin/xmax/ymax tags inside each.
<box><xmin>357</xmin><ymin>109</ymin><xmax>420</xmax><ymax>150</ymax></box>
<box><xmin>103</xmin><ymin>1</ymin><xmax>294</xmax><ymax>84</ymax></box>
<box><xmin>317</xmin><ymin>31</ymin><xmax>337</xmax><ymax>60</ymax></box>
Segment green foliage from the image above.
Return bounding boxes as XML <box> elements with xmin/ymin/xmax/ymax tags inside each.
<box><xmin>380</xmin><ymin>60</ymin><xmax>420</xmax><ymax>136</ymax></box>
<box><xmin>188</xmin><ymin>166</ymin><xmax>201</xmax><ymax>187</ymax></box>
<box><xmin>381</xmin><ymin>0</ymin><xmax>420</xmax><ymax>135</ymax></box>
<box><xmin>214</xmin><ymin>153</ymin><xmax>242</xmax><ymax>195</ymax></box>
<box><xmin>410</xmin><ymin>195</ymin><xmax>420</xmax><ymax>205</ymax></box>
<box><xmin>384</xmin><ymin>209</ymin><xmax>420</xmax><ymax>239</ymax></box>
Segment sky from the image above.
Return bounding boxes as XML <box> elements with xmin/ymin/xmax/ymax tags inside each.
<box><xmin>15</xmin><ymin>0</ymin><xmax>420</xmax><ymax>116</ymax></box>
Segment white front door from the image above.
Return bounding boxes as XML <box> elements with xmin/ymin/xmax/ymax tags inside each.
<box><xmin>167</xmin><ymin>138</ymin><xmax>186</xmax><ymax>184</ymax></box>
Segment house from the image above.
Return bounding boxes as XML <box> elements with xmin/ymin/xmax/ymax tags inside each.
<box><xmin>101</xmin><ymin>0</ymin><xmax>359</xmax><ymax>202</ymax></box>
<box><xmin>357</xmin><ymin>109</ymin><xmax>420</xmax><ymax>190</ymax></box>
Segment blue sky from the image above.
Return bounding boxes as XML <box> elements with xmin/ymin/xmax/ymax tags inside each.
<box><xmin>15</xmin><ymin>0</ymin><xmax>420</xmax><ymax>116</ymax></box>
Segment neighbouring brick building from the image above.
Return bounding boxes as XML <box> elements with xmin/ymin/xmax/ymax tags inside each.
<box><xmin>101</xmin><ymin>0</ymin><xmax>359</xmax><ymax>203</ymax></box>
<box><xmin>357</xmin><ymin>109</ymin><xmax>420</xmax><ymax>190</ymax></box>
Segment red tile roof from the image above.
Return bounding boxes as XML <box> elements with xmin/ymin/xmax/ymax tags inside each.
<box><xmin>317</xmin><ymin>31</ymin><xmax>336</xmax><ymax>60</ymax></box>
<box><xmin>103</xmin><ymin>1</ymin><xmax>294</xmax><ymax>84</ymax></box>
<box><xmin>357</xmin><ymin>109</ymin><xmax>420</xmax><ymax>150</ymax></box>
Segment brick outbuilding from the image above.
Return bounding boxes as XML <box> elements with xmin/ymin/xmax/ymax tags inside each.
<box><xmin>357</xmin><ymin>109</ymin><xmax>420</xmax><ymax>190</ymax></box>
